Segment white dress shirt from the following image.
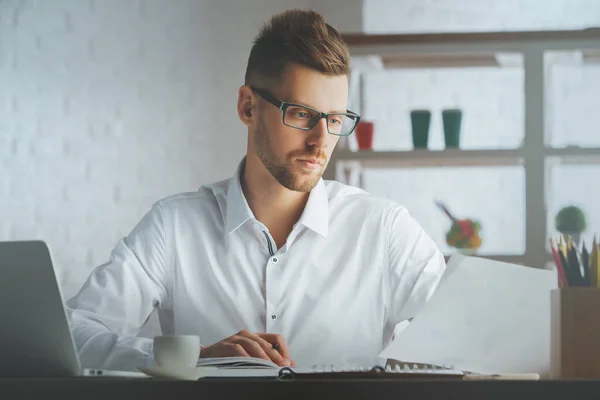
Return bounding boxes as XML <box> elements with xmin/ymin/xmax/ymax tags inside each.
<box><xmin>65</xmin><ymin>158</ymin><xmax>446</xmax><ymax>370</ymax></box>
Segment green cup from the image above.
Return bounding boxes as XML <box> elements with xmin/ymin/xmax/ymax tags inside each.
<box><xmin>442</xmin><ymin>109</ymin><xmax>462</xmax><ymax>148</ymax></box>
<box><xmin>410</xmin><ymin>110</ymin><xmax>431</xmax><ymax>149</ymax></box>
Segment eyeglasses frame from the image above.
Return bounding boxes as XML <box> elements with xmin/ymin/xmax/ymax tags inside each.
<box><xmin>249</xmin><ymin>86</ymin><xmax>361</xmax><ymax>136</ymax></box>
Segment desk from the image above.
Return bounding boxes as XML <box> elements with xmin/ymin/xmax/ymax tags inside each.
<box><xmin>1</xmin><ymin>378</ymin><xmax>600</xmax><ymax>400</ymax></box>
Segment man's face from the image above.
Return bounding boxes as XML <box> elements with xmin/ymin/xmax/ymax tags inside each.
<box><xmin>251</xmin><ymin>64</ymin><xmax>349</xmax><ymax>192</ymax></box>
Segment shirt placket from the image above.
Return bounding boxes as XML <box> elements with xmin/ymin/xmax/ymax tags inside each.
<box><xmin>261</xmin><ymin>229</ymin><xmax>283</xmax><ymax>333</ymax></box>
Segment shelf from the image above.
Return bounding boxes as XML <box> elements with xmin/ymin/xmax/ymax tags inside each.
<box><xmin>342</xmin><ymin>29</ymin><xmax>600</xmax><ymax>52</ymax></box>
<box><xmin>340</xmin><ymin>28</ymin><xmax>600</xmax><ymax>270</ymax></box>
<box><xmin>345</xmin><ymin>31</ymin><xmax>600</xmax><ymax>70</ymax></box>
<box><xmin>546</xmin><ymin>147</ymin><xmax>600</xmax><ymax>164</ymax></box>
<box><xmin>370</xmin><ymin>49</ymin><xmax>600</xmax><ymax>70</ymax></box>
<box><xmin>332</xmin><ymin>149</ymin><xmax>524</xmax><ymax>168</ymax></box>
<box><xmin>584</xmin><ymin>49</ymin><xmax>600</xmax><ymax>63</ymax></box>
<box><xmin>332</xmin><ymin>147</ymin><xmax>600</xmax><ymax>168</ymax></box>
<box><xmin>380</xmin><ymin>52</ymin><xmax>522</xmax><ymax>69</ymax></box>
<box><xmin>342</xmin><ymin>29</ymin><xmax>600</xmax><ymax>47</ymax></box>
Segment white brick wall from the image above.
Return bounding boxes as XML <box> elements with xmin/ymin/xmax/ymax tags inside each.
<box><xmin>0</xmin><ymin>0</ymin><xmax>363</xmax><ymax>302</ymax></box>
<box><xmin>364</xmin><ymin>0</ymin><xmax>600</xmax><ymax>33</ymax></box>
<box><xmin>548</xmin><ymin>61</ymin><xmax>600</xmax><ymax>148</ymax></box>
<box><xmin>2</xmin><ymin>0</ymin><xmax>599</xmax><ymax>324</ymax></box>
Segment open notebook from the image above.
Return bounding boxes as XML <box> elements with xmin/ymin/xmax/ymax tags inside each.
<box><xmin>138</xmin><ymin>356</ymin><xmax>470</xmax><ymax>380</ymax></box>
<box><xmin>138</xmin><ymin>357</ymin><xmax>540</xmax><ymax>380</ymax></box>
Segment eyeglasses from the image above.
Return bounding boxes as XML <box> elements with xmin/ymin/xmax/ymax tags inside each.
<box><xmin>250</xmin><ymin>86</ymin><xmax>361</xmax><ymax>136</ymax></box>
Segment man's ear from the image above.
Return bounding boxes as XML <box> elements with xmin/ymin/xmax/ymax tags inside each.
<box><xmin>237</xmin><ymin>85</ymin><xmax>255</xmax><ymax>126</ymax></box>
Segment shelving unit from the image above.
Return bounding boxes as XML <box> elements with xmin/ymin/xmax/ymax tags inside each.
<box><xmin>324</xmin><ymin>28</ymin><xmax>600</xmax><ymax>269</ymax></box>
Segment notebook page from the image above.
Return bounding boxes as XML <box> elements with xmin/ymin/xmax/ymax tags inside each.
<box><xmin>379</xmin><ymin>255</ymin><xmax>557</xmax><ymax>375</ymax></box>
<box><xmin>195</xmin><ymin>358</ymin><xmax>464</xmax><ymax>375</ymax></box>
<box><xmin>196</xmin><ymin>357</ymin><xmax>279</xmax><ymax>368</ymax></box>
<box><xmin>139</xmin><ymin>363</ymin><xmax>465</xmax><ymax>380</ymax></box>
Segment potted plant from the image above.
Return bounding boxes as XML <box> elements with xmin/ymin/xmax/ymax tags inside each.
<box><xmin>436</xmin><ymin>201</ymin><xmax>482</xmax><ymax>253</ymax></box>
<box><xmin>445</xmin><ymin>219</ymin><xmax>482</xmax><ymax>253</ymax></box>
<box><xmin>555</xmin><ymin>205</ymin><xmax>587</xmax><ymax>245</ymax></box>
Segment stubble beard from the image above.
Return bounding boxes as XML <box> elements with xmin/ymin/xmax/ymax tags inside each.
<box><xmin>254</xmin><ymin>119</ymin><xmax>326</xmax><ymax>193</ymax></box>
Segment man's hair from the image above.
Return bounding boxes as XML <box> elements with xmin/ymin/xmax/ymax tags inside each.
<box><xmin>244</xmin><ymin>9</ymin><xmax>350</xmax><ymax>87</ymax></box>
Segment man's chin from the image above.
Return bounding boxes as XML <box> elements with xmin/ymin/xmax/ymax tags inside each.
<box><xmin>286</xmin><ymin>172</ymin><xmax>321</xmax><ymax>193</ymax></box>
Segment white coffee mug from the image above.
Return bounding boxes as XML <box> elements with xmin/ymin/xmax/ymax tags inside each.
<box><xmin>153</xmin><ymin>335</ymin><xmax>200</xmax><ymax>369</ymax></box>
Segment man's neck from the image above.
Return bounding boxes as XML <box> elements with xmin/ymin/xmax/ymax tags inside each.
<box><xmin>241</xmin><ymin>157</ymin><xmax>310</xmax><ymax>248</ymax></box>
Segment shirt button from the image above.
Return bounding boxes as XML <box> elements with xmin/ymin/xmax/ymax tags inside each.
<box><xmin>271</xmin><ymin>314</ymin><xmax>277</xmax><ymax>319</ymax></box>
<box><xmin>272</xmin><ymin>257</ymin><xmax>278</xmax><ymax>263</ymax></box>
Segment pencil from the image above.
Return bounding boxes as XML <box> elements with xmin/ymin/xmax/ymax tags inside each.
<box><xmin>559</xmin><ymin>234</ymin><xmax>567</xmax><ymax>260</ymax></box>
<box><xmin>582</xmin><ymin>240</ymin><xmax>590</xmax><ymax>286</ymax></box>
<box><xmin>550</xmin><ymin>238</ymin><xmax>568</xmax><ymax>288</ymax></box>
<box><xmin>558</xmin><ymin>240</ymin><xmax>573</xmax><ymax>286</ymax></box>
<box><xmin>567</xmin><ymin>236</ymin><xmax>583</xmax><ymax>286</ymax></box>
<box><xmin>591</xmin><ymin>235</ymin><xmax>600</xmax><ymax>288</ymax></box>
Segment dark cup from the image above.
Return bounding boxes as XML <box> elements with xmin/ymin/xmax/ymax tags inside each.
<box><xmin>442</xmin><ymin>109</ymin><xmax>463</xmax><ymax>148</ymax></box>
<box><xmin>410</xmin><ymin>110</ymin><xmax>431</xmax><ymax>149</ymax></box>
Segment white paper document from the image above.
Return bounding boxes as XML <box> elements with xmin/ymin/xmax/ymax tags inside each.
<box><xmin>379</xmin><ymin>254</ymin><xmax>557</xmax><ymax>376</ymax></box>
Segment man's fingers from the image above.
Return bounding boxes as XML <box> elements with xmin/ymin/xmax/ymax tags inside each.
<box><xmin>256</xmin><ymin>332</ymin><xmax>293</xmax><ymax>362</ymax></box>
<box><xmin>224</xmin><ymin>342</ymin><xmax>251</xmax><ymax>358</ymax></box>
<box><xmin>236</xmin><ymin>330</ymin><xmax>290</xmax><ymax>366</ymax></box>
<box><xmin>229</xmin><ymin>337</ymin><xmax>272</xmax><ymax>361</ymax></box>
<box><xmin>200</xmin><ymin>330</ymin><xmax>294</xmax><ymax>363</ymax></box>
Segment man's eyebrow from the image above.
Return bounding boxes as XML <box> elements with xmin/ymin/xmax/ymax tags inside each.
<box><xmin>290</xmin><ymin>99</ymin><xmax>317</xmax><ymax>108</ymax></box>
<box><xmin>289</xmin><ymin>99</ymin><xmax>346</xmax><ymax>114</ymax></box>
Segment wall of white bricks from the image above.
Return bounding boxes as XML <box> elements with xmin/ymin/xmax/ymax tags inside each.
<box><xmin>2</xmin><ymin>0</ymin><xmax>600</xmax><ymax>333</ymax></box>
<box><xmin>0</xmin><ymin>0</ymin><xmax>362</xmax><ymax>303</ymax></box>
<box><xmin>364</xmin><ymin>0</ymin><xmax>600</xmax><ymax>33</ymax></box>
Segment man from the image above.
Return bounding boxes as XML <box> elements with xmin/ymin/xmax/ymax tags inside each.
<box><xmin>66</xmin><ymin>9</ymin><xmax>446</xmax><ymax>371</ymax></box>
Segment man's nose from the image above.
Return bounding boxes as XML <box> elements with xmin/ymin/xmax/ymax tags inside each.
<box><xmin>306</xmin><ymin>118</ymin><xmax>329</xmax><ymax>149</ymax></box>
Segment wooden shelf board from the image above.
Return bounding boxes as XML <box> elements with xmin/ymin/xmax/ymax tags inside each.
<box><xmin>352</xmin><ymin>46</ymin><xmax>599</xmax><ymax>70</ymax></box>
<box><xmin>583</xmin><ymin>50</ymin><xmax>600</xmax><ymax>62</ymax></box>
<box><xmin>333</xmin><ymin>149</ymin><xmax>524</xmax><ymax>168</ymax></box>
<box><xmin>342</xmin><ymin>28</ymin><xmax>600</xmax><ymax>47</ymax></box>
<box><xmin>547</xmin><ymin>147</ymin><xmax>600</xmax><ymax>164</ymax></box>
<box><xmin>379</xmin><ymin>52</ymin><xmax>523</xmax><ymax>69</ymax></box>
<box><xmin>333</xmin><ymin>148</ymin><xmax>600</xmax><ymax>168</ymax></box>
<box><xmin>382</xmin><ymin>53</ymin><xmax>499</xmax><ymax>68</ymax></box>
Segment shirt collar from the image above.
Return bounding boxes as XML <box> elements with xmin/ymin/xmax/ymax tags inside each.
<box><xmin>295</xmin><ymin>178</ymin><xmax>328</xmax><ymax>238</ymax></box>
<box><xmin>225</xmin><ymin>158</ymin><xmax>255</xmax><ymax>234</ymax></box>
<box><xmin>225</xmin><ymin>157</ymin><xmax>329</xmax><ymax>238</ymax></box>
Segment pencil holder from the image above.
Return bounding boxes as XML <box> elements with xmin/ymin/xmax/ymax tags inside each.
<box><xmin>550</xmin><ymin>288</ymin><xmax>600</xmax><ymax>378</ymax></box>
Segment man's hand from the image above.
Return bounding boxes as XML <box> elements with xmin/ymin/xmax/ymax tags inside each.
<box><xmin>199</xmin><ymin>329</ymin><xmax>295</xmax><ymax>367</ymax></box>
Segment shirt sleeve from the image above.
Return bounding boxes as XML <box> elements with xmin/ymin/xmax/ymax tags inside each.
<box><xmin>64</xmin><ymin>203</ymin><xmax>171</xmax><ymax>371</ymax></box>
<box><xmin>387</xmin><ymin>206</ymin><xmax>447</xmax><ymax>325</ymax></box>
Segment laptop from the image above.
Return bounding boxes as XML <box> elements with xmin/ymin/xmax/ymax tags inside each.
<box><xmin>0</xmin><ymin>240</ymin><xmax>147</xmax><ymax>378</ymax></box>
